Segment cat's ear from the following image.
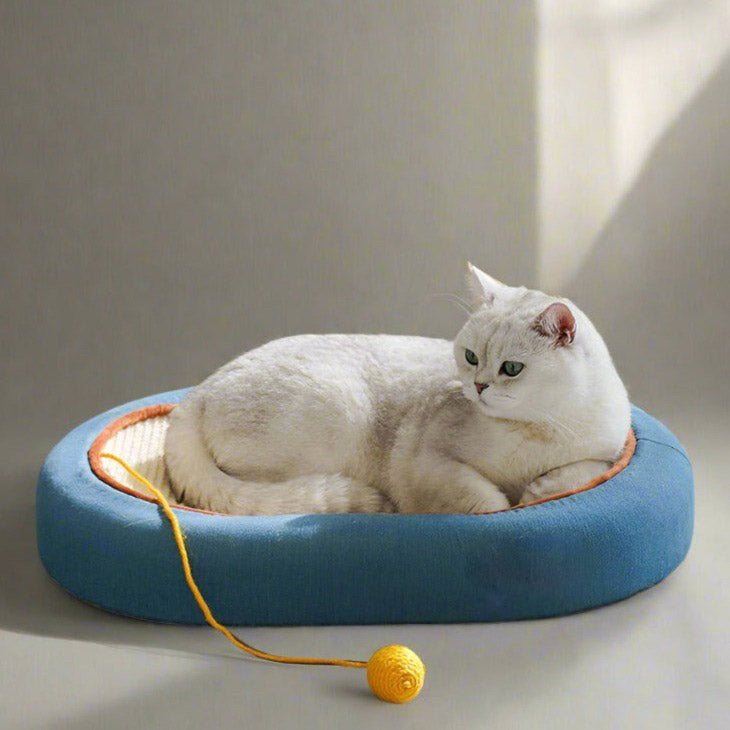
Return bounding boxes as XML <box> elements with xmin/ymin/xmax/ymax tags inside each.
<box><xmin>533</xmin><ymin>302</ymin><xmax>576</xmax><ymax>347</ymax></box>
<box><xmin>465</xmin><ymin>262</ymin><xmax>510</xmax><ymax>307</ymax></box>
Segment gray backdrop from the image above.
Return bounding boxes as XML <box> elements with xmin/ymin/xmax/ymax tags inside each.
<box><xmin>1</xmin><ymin>1</ymin><xmax>536</xmax><ymax>458</ymax></box>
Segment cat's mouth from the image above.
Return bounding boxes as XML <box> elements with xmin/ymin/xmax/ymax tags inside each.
<box><xmin>478</xmin><ymin>393</ymin><xmax>518</xmax><ymax>416</ymax></box>
<box><xmin>461</xmin><ymin>384</ymin><xmax>516</xmax><ymax>413</ymax></box>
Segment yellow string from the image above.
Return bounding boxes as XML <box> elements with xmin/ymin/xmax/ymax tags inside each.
<box><xmin>99</xmin><ymin>452</ymin><xmax>367</xmax><ymax>670</ymax></box>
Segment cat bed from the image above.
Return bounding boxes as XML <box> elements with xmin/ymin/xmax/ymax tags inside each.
<box><xmin>36</xmin><ymin>389</ymin><xmax>694</xmax><ymax>625</ymax></box>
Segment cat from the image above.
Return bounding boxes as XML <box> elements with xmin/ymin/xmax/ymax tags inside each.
<box><xmin>164</xmin><ymin>263</ymin><xmax>631</xmax><ymax>515</ymax></box>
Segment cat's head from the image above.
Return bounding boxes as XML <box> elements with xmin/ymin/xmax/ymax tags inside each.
<box><xmin>453</xmin><ymin>263</ymin><xmax>608</xmax><ymax>422</ymax></box>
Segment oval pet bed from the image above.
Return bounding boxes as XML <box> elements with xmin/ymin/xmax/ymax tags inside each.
<box><xmin>36</xmin><ymin>389</ymin><xmax>694</xmax><ymax>627</ymax></box>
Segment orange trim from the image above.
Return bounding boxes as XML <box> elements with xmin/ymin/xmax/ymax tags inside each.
<box><xmin>88</xmin><ymin>404</ymin><xmax>217</xmax><ymax>515</ymax></box>
<box><xmin>89</xmin><ymin>404</ymin><xmax>637</xmax><ymax>517</ymax></box>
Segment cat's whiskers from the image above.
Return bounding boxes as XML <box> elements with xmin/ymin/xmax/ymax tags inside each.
<box><xmin>540</xmin><ymin>413</ymin><xmax>580</xmax><ymax>440</ymax></box>
<box><xmin>488</xmin><ymin>394</ymin><xmax>579</xmax><ymax>439</ymax></box>
<box><xmin>525</xmin><ymin>404</ymin><xmax>582</xmax><ymax>441</ymax></box>
<box><xmin>431</xmin><ymin>292</ymin><xmax>473</xmax><ymax>316</ymax></box>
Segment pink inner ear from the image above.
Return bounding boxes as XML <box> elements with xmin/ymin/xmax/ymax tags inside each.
<box><xmin>534</xmin><ymin>302</ymin><xmax>576</xmax><ymax>346</ymax></box>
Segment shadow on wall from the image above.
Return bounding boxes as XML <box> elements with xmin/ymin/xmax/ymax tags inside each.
<box><xmin>565</xmin><ymin>55</ymin><xmax>730</xmax><ymax>431</ymax></box>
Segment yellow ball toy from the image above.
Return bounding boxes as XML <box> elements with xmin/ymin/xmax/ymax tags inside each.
<box><xmin>366</xmin><ymin>645</ymin><xmax>426</xmax><ymax>703</ymax></box>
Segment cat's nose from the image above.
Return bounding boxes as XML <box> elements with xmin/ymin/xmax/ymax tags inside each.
<box><xmin>475</xmin><ymin>382</ymin><xmax>489</xmax><ymax>395</ymax></box>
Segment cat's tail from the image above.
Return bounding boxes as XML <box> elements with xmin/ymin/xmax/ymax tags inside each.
<box><xmin>164</xmin><ymin>397</ymin><xmax>393</xmax><ymax>515</ymax></box>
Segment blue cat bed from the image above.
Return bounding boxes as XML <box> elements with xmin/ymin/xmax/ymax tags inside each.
<box><xmin>36</xmin><ymin>389</ymin><xmax>693</xmax><ymax>625</ymax></box>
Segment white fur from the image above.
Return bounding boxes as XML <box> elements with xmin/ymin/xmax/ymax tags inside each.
<box><xmin>164</xmin><ymin>265</ymin><xmax>631</xmax><ymax>515</ymax></box>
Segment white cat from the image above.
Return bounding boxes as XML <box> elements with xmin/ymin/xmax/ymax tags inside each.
<box><xmin>164</xmin><ymin>264</ymin><xmax>631</xmax><ymax>515</ymax></box>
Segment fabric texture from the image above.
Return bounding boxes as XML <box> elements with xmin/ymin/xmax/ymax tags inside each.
<box><xmin>36</xmin><ymin>389</ymin><xmax>694</xmax><ymax>626</ymax></box>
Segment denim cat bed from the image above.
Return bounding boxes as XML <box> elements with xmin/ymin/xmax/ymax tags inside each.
<box><xmin>37</xmin><ymin>388</ymin><xmax>693</xmax><ymax>626</ymax></box>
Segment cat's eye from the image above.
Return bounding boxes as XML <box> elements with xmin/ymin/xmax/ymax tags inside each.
<box><xmin>501</xmin><ymin>361</ymin><xmax>524</xmax><ymax>377</ymax></box>
<box><xmin>464</xmin><ymin>349</ymin><xmax>479</xmax><ymax>366</ymax></box>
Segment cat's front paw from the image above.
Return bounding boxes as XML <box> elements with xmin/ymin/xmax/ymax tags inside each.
<box><xmin>519</xmin><ymin>460</ymin><xmax>612</xmax><ymax>505</ymax></box>
<box><xmin>468</xmin><ymin>492</ymin><xmax>511</xmax><ymax>514</ymax></box>
<box><xmin>519</xmin><ymin>473</ymin><xmax>563</xmax><ymax>505</ymax></box>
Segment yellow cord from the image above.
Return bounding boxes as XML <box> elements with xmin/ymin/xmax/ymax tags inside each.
<box><xmin>98</xmin><ymin>452</ymin><xmax>426</xmax><ymax>702</ymax></box>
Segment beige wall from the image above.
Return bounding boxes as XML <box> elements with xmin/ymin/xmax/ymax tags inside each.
<box><xmin>3</xmin><ymin>1</ymin><xmax>727</xmax><ymax>457</ymax></box>
<box><xmin>1</xmin><ymin>2</ymin><xmax>537</xmax><ymax>449</ymax></box>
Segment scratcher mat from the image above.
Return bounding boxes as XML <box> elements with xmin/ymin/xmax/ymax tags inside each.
<box><xmin>101</xmin><ymin>412</ymin><xmax>177</xmax><ymax>502</ymax></box>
